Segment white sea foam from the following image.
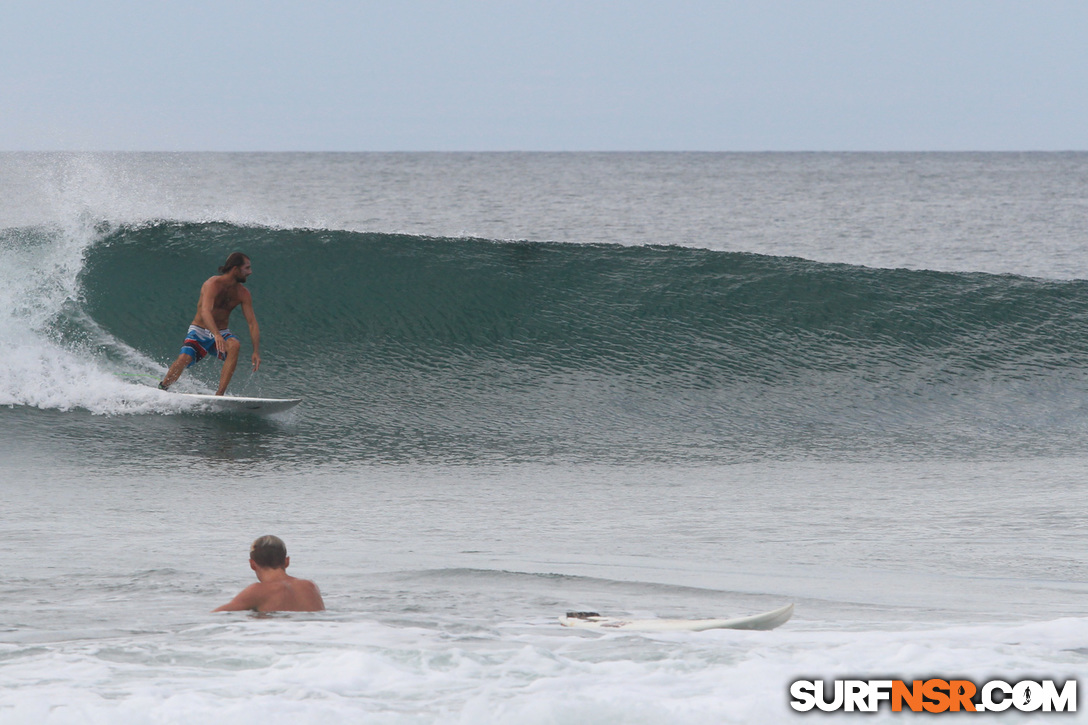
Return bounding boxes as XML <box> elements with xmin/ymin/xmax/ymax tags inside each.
<box><xmin>0</xmin><ymin>220</ymin><xmax>189</xmax><ymax>414</ymax></box>
<box><xmin>2</xmin><ymin>616</ymin><xmax>1085</xmax><ymax>724</ymax></box>
<box><xmin>0</xmin><ymin>154</ymin><xmax>241</xmax><ymax>413</ymax></box>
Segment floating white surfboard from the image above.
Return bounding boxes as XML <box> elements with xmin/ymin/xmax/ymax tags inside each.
<box><xmin>559</xmin><ymin>603</ymin><xmax>794</xmax><ymax>632</ymax></box>
<box><xmin>168</xmin><ymin>392</ymin><xmax>302</xmax><ymax>414</ymax></box>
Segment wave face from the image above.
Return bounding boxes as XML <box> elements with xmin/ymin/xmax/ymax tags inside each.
<box><xmin>13</xmin><ymin>221</ymin><xmax>1088</xmax><ymax>462</ymax></box>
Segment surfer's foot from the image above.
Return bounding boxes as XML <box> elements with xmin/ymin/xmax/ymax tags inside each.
<box><xmin>158</xmin><ymin>381</ymin><xmax>169</xmax><ymax>391</ymax></box>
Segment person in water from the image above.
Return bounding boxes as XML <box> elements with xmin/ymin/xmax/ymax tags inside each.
<box><xmin>213</xmin><ymin>535</ymin><xmax>325</xmax><ymax>613</ymax></box>
<box><xmin>159</xmin><ymin>252</ymin><xmax>260</xmax><ymax>396</ymax></box>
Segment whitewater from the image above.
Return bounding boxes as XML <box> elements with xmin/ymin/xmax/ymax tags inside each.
<box><xmin>1</xmin><ymin>152</ymin><xmax>1087</xmax><ymax>723</ymax></box>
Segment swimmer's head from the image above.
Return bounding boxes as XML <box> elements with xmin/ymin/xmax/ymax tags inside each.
<box><xmin>250</xmin><ymin>535</ymin><xmax>287</xmax><ymax>569</ymax></box>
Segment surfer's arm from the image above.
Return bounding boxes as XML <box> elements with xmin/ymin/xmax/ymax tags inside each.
<box><xmin>241</xmin><ymin>291</ymin><xmax>260</xmax><ymax>372</ymax></box>
<box><xmin>213</xmin><ymin>583</ymin><xmax>263</xmax><ymax>612</ymax></box>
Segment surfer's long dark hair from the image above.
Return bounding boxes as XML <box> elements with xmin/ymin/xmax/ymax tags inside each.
<box><xmin>219</xmin><ymin>252</ymin><xmax>249</xmax><ymax>274</ymax></box>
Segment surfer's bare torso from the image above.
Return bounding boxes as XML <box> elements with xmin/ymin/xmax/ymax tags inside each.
<box><xmin>192</xmin><ymin>270</ymin><xmax>252</xmax><ymax>333</ymax></box>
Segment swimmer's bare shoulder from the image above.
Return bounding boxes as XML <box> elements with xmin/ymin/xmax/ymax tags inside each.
<box><xmin>214</xmin><ymin>576</ymin><xmax>324</xmax><ymax>613</ymax></box>
<box><xmin>213</xmin><ymin>582</ymin><xmax>264</xmax><ymax>612</ymax></box>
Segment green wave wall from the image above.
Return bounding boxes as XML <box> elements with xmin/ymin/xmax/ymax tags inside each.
<box><xmin>70</xmin><ymin>222</ymin><xmax>1088</xmax><ymax>461</ymax></box>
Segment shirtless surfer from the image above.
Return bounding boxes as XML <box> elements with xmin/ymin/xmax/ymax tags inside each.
<box><xmin>213</xmin><ymin>535</ymin><xmax>325</xmax><ymax>613</ymax></box>
<box><xmin>159</xmin><ymin>252</ymin><xmax>260</xmax><ymax>395</ymax></box>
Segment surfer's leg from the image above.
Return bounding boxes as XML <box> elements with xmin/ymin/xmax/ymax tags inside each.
<box><xmin>215</xmin><ymin>337</ymin><xmax>242</xmax><ymax>395</ymax></box>
<box><xmin>160</xmin><ymin>354</ymin><xmax>194</xmax><ymax>390</ymax></box>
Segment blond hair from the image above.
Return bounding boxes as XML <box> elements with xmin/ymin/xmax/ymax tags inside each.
<box><xmin>250</xmin><ymin>535</ymin><xmax>287</xmax><ymax>568</ymax></box>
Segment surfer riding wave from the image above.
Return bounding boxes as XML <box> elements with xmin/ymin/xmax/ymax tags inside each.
<box><xmin>159</xmin><ymin>252</ymin><xmax>261</xmax><ymax>395</ymax></box>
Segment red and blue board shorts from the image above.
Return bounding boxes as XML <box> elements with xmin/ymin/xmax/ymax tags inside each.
<box><xmin>180</xmin><ymin>325</ymin><xmax>237</xmax><ymax>367</ymax></box>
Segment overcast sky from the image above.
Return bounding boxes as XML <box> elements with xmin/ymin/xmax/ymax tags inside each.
<box><xmin>3</xmin><ymin>1</ymin><xmax>1086</xmax><ymax>151</ymax></box>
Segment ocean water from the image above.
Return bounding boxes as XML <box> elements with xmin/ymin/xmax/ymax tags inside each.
<box><xmin>2</xmin><ymin>152</ymin><xmax>1087</xmax><ymax>723</ymax></box>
